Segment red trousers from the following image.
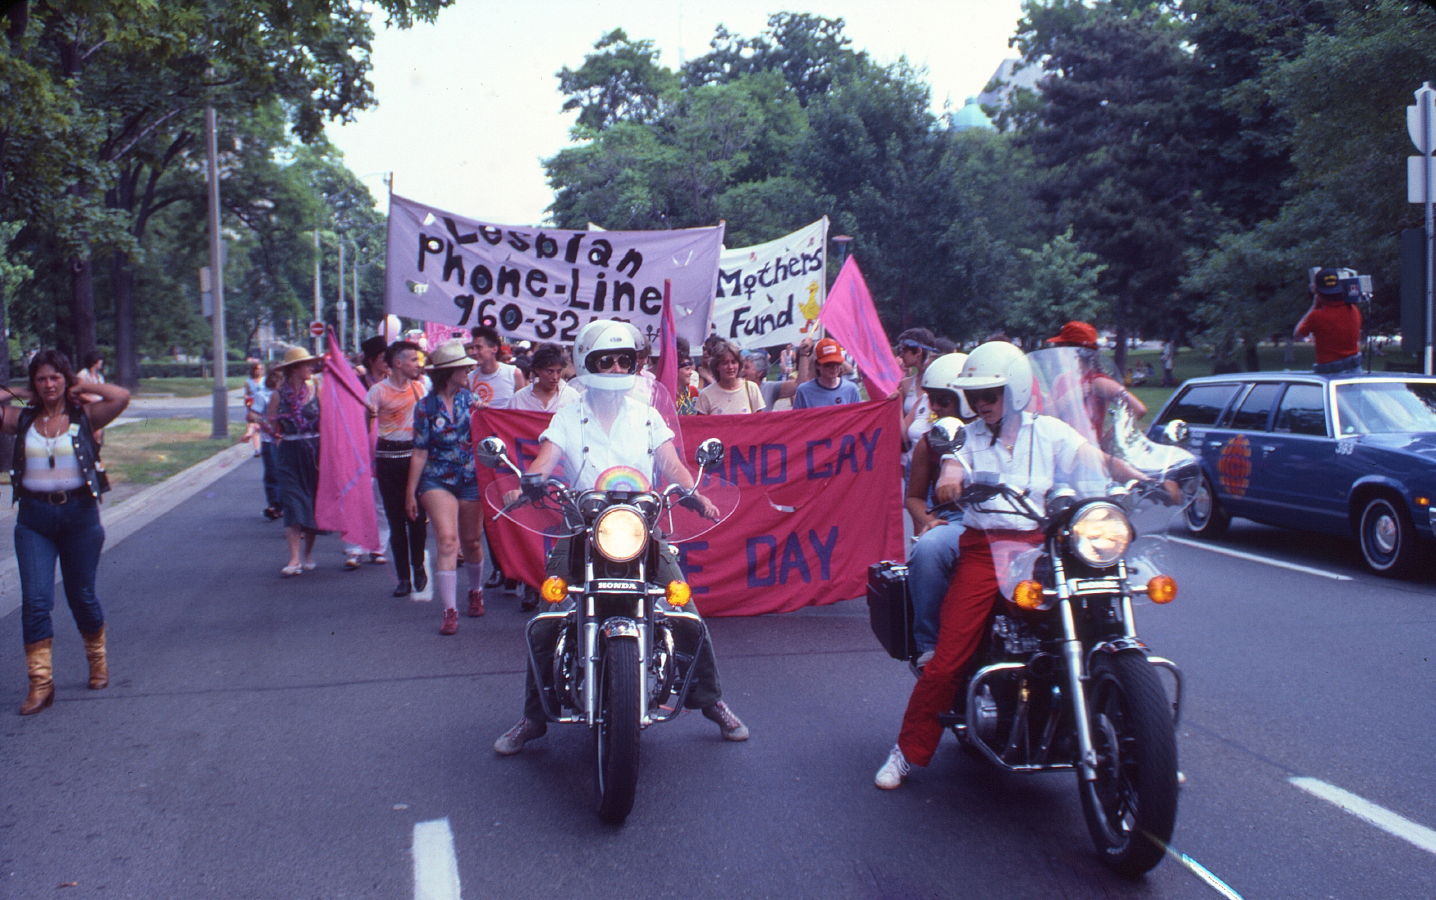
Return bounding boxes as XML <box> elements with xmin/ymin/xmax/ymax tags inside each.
<box><xmin>896</xmin><ymin>528</ymin><xmax>1042</xmax><ymax>766</ymax></box>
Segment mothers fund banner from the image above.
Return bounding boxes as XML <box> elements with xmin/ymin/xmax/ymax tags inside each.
<box><xmin>475</xmin><ymin>399</ymin><xmax>904</xmax><ymax>616</ymax></box>
<box><xmin>711</xmin><ymin>217</ymin><xmax>828</xmax><ymax>349</ymax></box>
<box><xmin>386</xmin><ymin>194</ymin><xmax>724</xmax><ymax>346</ymax></box>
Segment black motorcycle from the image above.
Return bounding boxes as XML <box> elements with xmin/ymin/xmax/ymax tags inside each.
<box><xmin>477</xmin><ymin>437</ymin><xmax>736</xmax><ymax>824</ymax></box>
<box><xmin>869</xmin><ymin>348</ymin><xmax>1199</xmax><ymax>875</ymax></box>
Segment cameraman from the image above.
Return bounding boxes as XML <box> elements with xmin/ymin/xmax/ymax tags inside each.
<box><xmin>1294</xmin><ymin>267</ymin><xmax>1361</xmax><ymax>374</ymax></box>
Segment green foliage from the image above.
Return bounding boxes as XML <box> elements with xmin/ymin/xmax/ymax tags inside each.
<box><xmin>557</xmin><ymin>29</ymin><xmax>678</xmax><ymax>131</ymax></box>
<box><xmin>1003</xmin><ymin>227</ymin><xmax>1108</xmax><ymax>344</ymax></box>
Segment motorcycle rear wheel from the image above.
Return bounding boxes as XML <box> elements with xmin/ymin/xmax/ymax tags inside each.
<box><xmin>594</xmin><ymin>637</ymin><xmax>641</xmax><ymax>824</ymax></box>
<box><xmin>1078</xmin><ymin>650</ymin><xmax>1179</xmax><ymax>877</ymax></box>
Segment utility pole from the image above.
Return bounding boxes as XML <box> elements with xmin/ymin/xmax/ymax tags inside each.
<box><xmin>1408</xmin><ymin>83</ymin><xmax>1436</xmax><ymax>374</ymax></box>
<box><xmin>337</xmin><ymin>238</ymin><xmax>347</xmax><ymax>354</ymax></box>
<box><xmin>204</xmin><ymin>102</ymin><xmax>228</xmax><ymax>439</ymax></box>
<box><xmin>312</xmin><ymin>230</ymin><xmax>323</xmax><ymax>355</ymax></box>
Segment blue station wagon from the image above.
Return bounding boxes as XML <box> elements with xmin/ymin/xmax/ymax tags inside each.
<box><xmin>1148</xmin><ymin>372</ymin><xmax>1436</xmax><ymax>576</ymax></box>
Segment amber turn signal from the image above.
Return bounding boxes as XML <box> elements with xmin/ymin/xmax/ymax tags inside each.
<box><xmin>666</xmin><ymin>580</ymin><xmax>692</xmax><ymax>607</ymax></box>
<box><xmin>1013</xmin><ymin>580</ymin><xmax>1045</xmax><ymax>610</ymax></box>
<box><xmin>1147</xmin><ymin>575</ymin><xmax>1177</xmax><ymax>604</ymax></box>
<box><xmin>540</xmin><ymin>576</ymin><xmax>568</xmax><ymax>603</ymax></box>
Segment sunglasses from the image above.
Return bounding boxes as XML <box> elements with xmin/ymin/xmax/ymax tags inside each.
<box><xmin>964</xmin><ymin>387</ymin><xmax>1003</xmax><ymax>405</ymax></box>
<box><xmin>595</xmin><ymin>352</ymin><xmax>636</xmax><ymax>372</ymax></box>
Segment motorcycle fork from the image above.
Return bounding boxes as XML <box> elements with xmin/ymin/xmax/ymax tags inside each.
<box><xmin>1052</xmin><ymin>554</ymin><xmax>1099</xmax><ymax>782</ymax></box>
<box><xmin>580</xmin><ymin>547</ymin><xmax>650</xmax><ymax>728</ymax></box>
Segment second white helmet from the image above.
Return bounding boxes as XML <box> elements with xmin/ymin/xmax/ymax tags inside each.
<box><xmin>950</xmin><ymin>341</ymin><xmax>1033</xmax><ymax>413</ymax></box>
<box><xmin>920</xmin><ymin>352</ymin><xmax>973</xmax><ymax>419</ymax></box>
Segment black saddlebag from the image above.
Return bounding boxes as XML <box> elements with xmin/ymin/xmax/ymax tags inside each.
<box><xmin>866</xmin><ymin>561</ymin><xmax>916</xmax><ymax>661</ymax></box>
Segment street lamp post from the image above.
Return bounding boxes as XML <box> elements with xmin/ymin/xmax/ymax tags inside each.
<box><xmin>204</xmin><ymin>102</ymin><xmax>228</xmax><ymax>440</ymax></box>
<box><xmin>336</xmin><ymin>238</ymin><xmax>347</xmax><ymax>354</ymax></box>
<box><xmin>832</xmin><ymin>234</ymin><xmax>853</xmax><ymax>269</ymax></box>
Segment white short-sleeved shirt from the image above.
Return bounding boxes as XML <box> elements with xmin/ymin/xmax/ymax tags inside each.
<box><xmin>540</xmin><ymin>393</ymin><xmax>675</xmax><ymax>491</ymax></box>
<box><xmin>468</xmin><ymin>362</ymin><xmax>519</xmax><ymax>408</ymax></box>
<box><xmin>511</xmin><ymin>381</ymin><xmax>580</xmax><ymax>412</ymax></box>
<box><xmin>946</xmin><ymin>412</ymin><xmax>1090</xmax><ymax>532</ymax></box>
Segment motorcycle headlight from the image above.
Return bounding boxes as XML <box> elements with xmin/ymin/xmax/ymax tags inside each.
<box><xmin>594</xmin><ymin>506</ymin><xmax>648</xmax><ymax>562</ymax></box>
<box><xmin>1067</xmin><ymin>502</ymin><xmax>1133</xmax><ymax>568</ymax></box>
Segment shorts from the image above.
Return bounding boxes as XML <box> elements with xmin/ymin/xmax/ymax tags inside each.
<box><xmin>417</xmin><ymin>475</ymin><xmax>480</xmax><ymax>502</ymax></box>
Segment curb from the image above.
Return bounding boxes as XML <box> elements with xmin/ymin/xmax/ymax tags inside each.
<box><xmin>0</xmin><ymin>441</ymin><xmax>254</xmax><ymax>620</ymax></box>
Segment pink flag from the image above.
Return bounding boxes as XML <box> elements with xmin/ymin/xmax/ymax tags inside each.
<box><xmin>316</xmin><ymin>331</ymin><xmax>380</xmax><ymax>551</ymax></box>
<box><xmin>653</xmin><ymin>279</ymin><xmax>679</xmax><ymax>400</ymax></box>
<box><xmin>819</xmin><ymin>256</ymin><xmax>903</xmax><ymax>399</ymax></box>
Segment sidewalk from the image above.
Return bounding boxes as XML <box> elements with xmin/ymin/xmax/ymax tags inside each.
<box><xmin>0</xmin><ymin>435</ymin><xmax>255</xmax><ymax>620</ymax></box>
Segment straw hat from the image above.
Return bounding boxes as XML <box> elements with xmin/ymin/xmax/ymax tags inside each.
<box><xmin>277</xmin><ymin>346</ymin><xmax>321</xmax><ymax>369</ymax></box>
<box><xmin>426</xmin><ymin>340</ymin><xmax>477</xmax><ymax>370</ymax></box>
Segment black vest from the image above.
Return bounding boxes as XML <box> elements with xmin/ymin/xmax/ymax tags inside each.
<box><xmin>11</xmin><ymin>402</ymin><xmax>107</xmax><ymax>502</ymax></box>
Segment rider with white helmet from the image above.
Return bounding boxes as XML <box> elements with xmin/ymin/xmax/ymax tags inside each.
<box><xmin>876</xmin><ymin>340</ymin><xmax>1105</xmax><ymax>790</ymax></box>
<box><xmin>493</xmin><ymin>319</ymin><xmax>748</xmax><ymax>755</ymax></box>
<box><xmin>903</xmin><ymin>352</ymin><xmax>972</xmax><ymax>664</ymax></box>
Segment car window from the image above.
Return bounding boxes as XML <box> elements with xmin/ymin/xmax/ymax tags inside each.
<box><xmin>1274</xmin><ymin>383</ymin><xmax>1327</xmax><ymax>436</ymax></box>
<box><xmin>1162</xmin><ymin>383</ymin><xmax>1239</xmax><ymax>426</ymax></box>
<box><xmin>1334</xmin><ymin>381</ymin><xmax>1436</xmax><ymax>434</ymax></box>
<box><xmin>1228</xmin><ymin>383</ymin><xmax>1282</xmax><ymax>431</ymax></box>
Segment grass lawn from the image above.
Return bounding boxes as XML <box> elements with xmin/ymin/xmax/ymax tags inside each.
<box><xmin>135</xmin><ymin>376</ymin><xmax>244</xmax><ymax>397</ymax></box>
<box><xmin>1124</xmin><ymin>343</ymin><xmax>1319</xmax><ymax>419</ymax></box>
<box><xmin>101</xmin><ymin>418</ymin><xmax>246</xmax><ymax>487</ymax></box>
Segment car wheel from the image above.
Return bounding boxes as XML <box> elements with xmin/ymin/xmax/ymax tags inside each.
<box><xmin>1183</xmin><ymin>473</ymin><xmax>1230</xmax><ymax>539</ymax></box>
<box><xmin>1357</xmin><ymin>495</ymin><xmax>1418</xmax><ymax>577</ymax></box>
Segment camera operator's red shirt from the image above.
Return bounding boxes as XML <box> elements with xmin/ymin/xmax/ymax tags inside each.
<box><xmin>1295</xmin><ymin>301</ymin><xmax>1360</xmax><ymax>364</ymax></box>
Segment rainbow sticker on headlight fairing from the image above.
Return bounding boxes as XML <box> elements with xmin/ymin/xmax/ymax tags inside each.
<box><xmin>594</xmin><ymin>465</ymin><xmax>651</xmax><ymax>493</ymax></box>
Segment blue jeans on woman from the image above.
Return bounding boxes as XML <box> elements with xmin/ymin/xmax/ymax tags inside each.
<box><xmin>908</xmin><ymin>515</ymin><xmax>965</xmax><ymax>656</ymax></box>
<box><xmin>15</xmin><ymin>495</ymin><xmax>106</xmax><ymax>644</ymax></box>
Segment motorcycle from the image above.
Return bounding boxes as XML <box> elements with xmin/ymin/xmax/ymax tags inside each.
<box><xmin>870</xmin><ymin>346</ymin><xmax>1200</xmax><ymax>876</ymax></box>
<box><xmin>476</xmin><ymin>436</ymin><xmax>737</xmax><ymax>824</ymax></box>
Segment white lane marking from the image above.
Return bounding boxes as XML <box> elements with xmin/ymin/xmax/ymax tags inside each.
<box><xmin>1166</xmin><ymin>537</ymin><xmax>1352</xmax><ymax>581</ymax></box>
<box><xmin>1165</xmin><ymin>846</ymin><xmax>1245</xmax><ymax>899</ymax></box>
<box><xmin>1290</xmin><ymin>777</ymin><xmax>1436</xmax><ymax>855</ymax></box>
<box><xmin>413</xmin><ymin>817</ymin><xmax>463</xmax><ymax>900</ymax></box>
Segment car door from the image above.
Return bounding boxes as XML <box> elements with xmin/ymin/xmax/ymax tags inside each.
<box><xmin>1219</xmin><ymin>382</ymin><xmax>1284</xmax><ymax>514</ymax></box>
<box><xmin>1254</xmin><ymin>381</ymin><xmax>1347</xmax><ymax>532</ymax></box>
<box><xmin>1160</xmin><ymin>381</ymin><xmax>1247</xmax><ymax>513</ymax></box>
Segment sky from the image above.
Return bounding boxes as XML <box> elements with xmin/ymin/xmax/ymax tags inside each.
<box><xmin>328</xmin><ymin>0</ymin><xmax>1028</xmax><ymax>227</ymax></box>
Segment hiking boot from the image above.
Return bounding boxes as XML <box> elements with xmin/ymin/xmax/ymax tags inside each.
<box><xmin>701</xmin><ymin>701</ymin><xmax>749</xmax><ymax>741</ymax></box>
<box><xmin>493</xmin><ymin>717</ymin><xmax>546</xmax><ymax>756</ymax></box>
<box><xmin>439</xmin><ymin>608</ymin><xmax>458</xmax><ymax>636</ymax></box>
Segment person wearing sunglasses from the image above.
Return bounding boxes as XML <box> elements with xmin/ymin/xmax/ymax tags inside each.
<box><xmin>876</xmin><ymin>340</ymin><xmax>1106</xmax><ymax>790</ymax></box>
<box><xmin>493</xmin><ymin>319</ymin><xmax>748</xmax><ymax>754</ymax></box>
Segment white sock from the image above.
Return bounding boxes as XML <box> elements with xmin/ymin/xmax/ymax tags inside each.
<box><xmin>465</xmin><ymin>563</ymin><xmax>485</xmax><ymax>593</ymax></box>
<box><xmin>435</xmin><ymin>570</ymin><xmax>458</xmax><ymax>611</ymax></box>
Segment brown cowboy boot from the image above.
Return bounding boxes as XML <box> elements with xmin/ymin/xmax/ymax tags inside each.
<box><xmin>20</xmin><ymin>639</ymin><xmax>54</xmax><ymax>715</ymax></box>
<box><xmin>82</xmin><ymin>626</ymin><xmax>109</xmax><ymax>689</ymax></box>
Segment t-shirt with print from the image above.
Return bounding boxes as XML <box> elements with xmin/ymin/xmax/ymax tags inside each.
<box><xmin>366</xmin><ymin>377</ymin><xmax>429</xmax><ymax>442</ymax></box>
<box><xmin>539</xmin><ymin>394</ymin><xmax>675</xmax><ymax>491</ymax></box>
<box><xmin>792</xmin><ymin>378</ymin><xmax>862</xmax><ymax>409</ymax></box>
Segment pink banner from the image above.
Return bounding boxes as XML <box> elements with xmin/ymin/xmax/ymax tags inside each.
<box><xmin>819</xmin><ymin>256</ymin><xmax>903</xmax><ymax>400</ymax></box>
<box><xmin>315</xmin><ymin>333</ymin><xmax>380</xmax><ymax>551</ymax></box>
<box><xmin>474</xmin><ymin>399</ymin><xmax>905</xmax><ymax>616</ymax></box>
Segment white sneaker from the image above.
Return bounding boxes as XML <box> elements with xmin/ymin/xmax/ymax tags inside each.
<box><xmin>874</xmin><ymin>745</ymin><xmax>910</xmax><ymax>790</ymax></box>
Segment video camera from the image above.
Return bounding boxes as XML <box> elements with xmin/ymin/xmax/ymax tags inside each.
<box><xmin>1309</xmin><ymin>266</ymin><xmax>1372</xmax><ymax>304</ymax></box>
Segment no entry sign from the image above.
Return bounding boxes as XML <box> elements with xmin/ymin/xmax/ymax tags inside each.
<box><xmin>308</xmin><ymin>320</ymin><xmax>325</xmax><ymax>337</ymax></box>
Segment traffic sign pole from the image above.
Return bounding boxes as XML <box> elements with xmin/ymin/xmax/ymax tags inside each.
<box><xmin>1407</xmin><ymin>84</ymin><xmax>1435</xmax><ymax>375</ymax></box>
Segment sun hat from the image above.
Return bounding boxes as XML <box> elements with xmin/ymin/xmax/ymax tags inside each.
<box><xmin>426</xmin><ymin>340</ymin><xmax>478</xmax><ymax>370</ymax></box>
<box><xmin>277</xmin><ymin>346</ymin><xmax>321</xmax><ymax>369</ymax></box>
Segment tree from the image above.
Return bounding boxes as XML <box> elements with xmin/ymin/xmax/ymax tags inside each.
<box><xmin>1011</xmin><ymin>0</ymin><xmax>1204</xmax><ymax>369</ymax></box>
<box><xmin>1002</xmin><ymin>227</ymin><xmax>1107</xmax><ymax>345</ymax></box>
<box><xmin>557</xmin><ymin>29</ymin><xmax>678</xmax><ymax>131</ymax></box>
<box><xmin>683</xmin><ymin>12</ymin><xmax>867</xmax><ymax>108</ymax></box>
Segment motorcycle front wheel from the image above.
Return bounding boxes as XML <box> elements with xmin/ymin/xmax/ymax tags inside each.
<box><xmin>1078</xmin><ymin>650</ymin><xmax>1179</xmax><ymax>877</ymax></box>
<box><xmin>594</xmin><ymin>636</ymin><xmax>641</xmax><ymax>824</ymax></box>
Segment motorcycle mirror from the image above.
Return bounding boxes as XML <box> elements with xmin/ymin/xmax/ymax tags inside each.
<box><xmin>476</xmin><ymin>436</ymin><xmax>522</xmax><ymax>476</ymax></box>
<box><xmin>927</xmin><ymin>417</ymin><xmax>966</xmax><ymax>456</ymax></box>
<box><xmin>1161</xmin><ymin>419</ymin><xmax>1190</xmax><ymax>446</ymax></box>
<box><xmin>695</xmin><ymin>438</ymin><xmax>725</xmax><ymax>469</ymax></box>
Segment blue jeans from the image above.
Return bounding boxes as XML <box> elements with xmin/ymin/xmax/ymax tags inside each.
<box><xmin>14</xmin><ymin>495</ymin><xmax>106</xmax><ymax>644</ymax></box>
<box><xmin>908</xmin><ymin>518</ymin><xmax>965</xmax><ymax>655</ymax></box>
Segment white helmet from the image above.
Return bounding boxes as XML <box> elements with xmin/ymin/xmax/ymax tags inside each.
<box><xmin>573</xmin><ymin>319</ymin><xmax>638</xmax><ymax>391</ymax></box>
<box><xmin>950</xmin><ymin>341</ymin><xmax>1033</xmax><ymax>413</ymax></box>
<box><xmin>921</xmin><ymin>352</ymin><xmax>973</xmax><ymax>419</ymax></box>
